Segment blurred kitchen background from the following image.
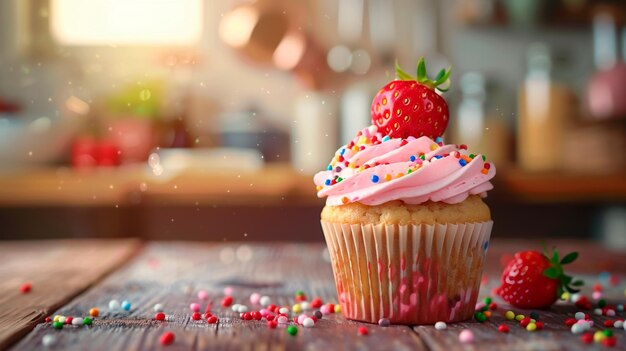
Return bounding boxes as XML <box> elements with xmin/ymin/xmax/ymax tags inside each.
<box><xmin>0</xmin><ymin>0</ymin><xmax>624</xmax><ymax>244</ymax></box>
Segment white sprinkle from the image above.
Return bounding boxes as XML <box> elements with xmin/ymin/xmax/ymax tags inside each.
<box><xmin>571</xmin><ymin>323</ymin><xmax>585</xmax><ymax>334</ymax></box>
<box><xmin>153</xmin><ymin>303</ymin><xmax>164</xmax><ymax>312</ymax></box>
<box><xmin>434</xmin><ymin>321</ymin><xmax>447</xmax><ymax>330</ymax></box>
<box><xmin>42</xmin><ymin>334</ymin><xmax>56</xmax><ymax>347</ymax></box>
<box><xmin>614</xmin><ymin>320</ymin><xmax>623</xmax><ymax>329</ymax></box>
<box><xmin>237</xmin><ymin>305</ymin><xmax>248</xmax><ymax>313</ymax></box>
<box><xmin>575</xmin><ymin>312</ymin><xmax>586</xmax><ymax>320</ymax></box>
<box><xmin>300</xmin><ymin>302</ymin><xmax>311</xmax><ymax>310</ymax></box>
<box><xmin>71</xmin><ymin>317</ymin><xmax>83</xmax><ymax>326</ymax></box>
<box><xmin>571</xmin><ymin>293</ymin><xmax>581</xmax><ymax>303</ymax></box>
<box><xmin>279</xmin><ymin>307</ymin><xmax>289</xmax><ymax>314</ymax></box>
<box><xmin>231</xmin><ymin>304</ymin><xmax>241</xmax><ymax>312</ymax></box>
<box><xmin>302</xmin><ymin>317</ymin><xmax>315</xmax><ymax>328</ymax></box>
<box><xmin>277</xmin><ymin>316</ymin><xmax>289</xmax><ymax>324</ymax></box>
<box><xmin>593</xmin><ymin>308</ymin><xmax>603</xmax><ymax>315</ymax></box>
<box><xmin>58</xmin><ymin>316</ymin><xmax>66</xmax><ymax>324</ymax></box>
<box><xmin>260</xmin><ymin>296</ymin><xmax>271</xmax><ymax>307</ymax></box>
<box><xmin>108</xmin><ymin>299</ymin><xmax>120</xmax><ymax>311</ymax></box>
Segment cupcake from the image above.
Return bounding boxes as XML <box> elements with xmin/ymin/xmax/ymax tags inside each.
<box><xmin>314</xmin><ymin>58</ymin><xmax>495</xmax><ymax>325</ymax></box>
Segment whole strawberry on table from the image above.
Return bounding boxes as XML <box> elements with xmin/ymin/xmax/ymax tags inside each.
<box><xmin>496</xmin><ymin>247</ymin><xmax>584</xmax><ymax>309</ymax></box>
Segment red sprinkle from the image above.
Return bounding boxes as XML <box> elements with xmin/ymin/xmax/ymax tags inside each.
<box><xmin>267</xmin><ymin>320</ymin><xmax>278</xmax><ymax>329</ymax></box>
<box><xmin>603</xmin><ymin>336</ymin><xmax>617</xmax><ymax>347</ymax></box>
<box><xmin>207</xmin><ymin>316</ymin><xmax>218</xmax><ymax>324</ymax></box>
<box><xmin>604</xmin><ymin>320</ymin><xmax>615</xmax><ymax>327</ymax></box>
<box><xmin>221</xmin><ymin>296</ymin><xmax>233</xmax><ymax>307</ymax></box>
<box><xmin>575</xmin><ymin>296</ymin><xmax>591</xmax><ymax>310</ymax></box>
<box><xmin>251</xmin><ymin>311</ymin><xmax>262</xmax><ymax>321</ymax></box>
<box><xmin>44</xmin><ymin>316</ymin><xmax>52</xmax><ymax>323</ymax></box>
<box><xmin>488</xmin><ymin>302</ymin><xmax>498</xmax><ymax>310</ymax></box>
<box><xmin>535</xmin><ymin>321</ymin><xmax>544</xmax><ymax>330</ymax></box>
<box><xmin>520</xmin><ymin>317</ymin><xmax>531</xmax><ymax>327</ymax></box>
<box><xmin>295</xmin><ymin>295</ymin><xmax>307</xmax><ymax>302</ymax></box>
<box><xmin>65</xmin><ymin>317</ymin><xmax>73</xmax><ymax>325</ymax></box>
<box><xmin>310</xmin><ymin>297</ymin><xmax>323</xmax><ymax>309</ymax></box>
<box><xmin>581</xmin><ymin>333</ymin><xmax>593</xmax><ymax>344</ymax></box>
<box><xmin>241</xmin><ymin>312</ymin><xmax>252</xmax><ymax>321</ymax></box>
<box><xmin>459</xmin><ymin>144</ymin><xmax>468</xmax><ymax>150</ymax></box>
<box><xmin>484</xmin><ymin>162</ymin><xmax>491</xmax><ymax>169</ymax></box>
<box><xmin>358</xmin><ymin>327</ymin><xmax>368</xmax><ymax>335</ymax></box>
<box><xmin>593</xmin><ymin>283</ymin><xmax>603</xmax><ymax>292</ymax></box>
<box><xmin>497</xmin><ymin>324</ymin><xmax>509</xmax><ymax>333</ymax></box>
<box><xmin>266</xmin><ymin>315</ymin><xmax>275</xmax><ymax>321</ymax></box>
<box><xmin>192</xmin><ymin>312</ymin><xmax>201</xmax><ymax>321</ymax></box>
<box><xmin>160</xmin><ymin>332</ymin><xmax>175</xmax><ymax>345</ymax></box>
<box><xmin>155</xmin><ymin>312</ymin><xmax>165</xmax><ymax>321</ymax></box>
<box><xmin>204</xmin><ymin>312</ymin><xmax>212</xmax><ymax>319</ymax></box>
<box><xmin>565</xmin><ymin>318</ymin><xmax>577</xmax><ymax>327</ymax></box>
<box><xmin>20</xmin><ymin>283</ymin><xmax>31</xmax><ymax>294</ymax></box>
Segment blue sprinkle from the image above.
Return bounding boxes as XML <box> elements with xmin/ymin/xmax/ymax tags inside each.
<box><xmin>326</xmin><ymin>164</ymin><xmax>332</xmax><ymax>171</ymax></box>
<box><xmin>340</xmin><ymin>148</ymin><xmax>346</xmax><ymax>156</ymax></box>
<box><xmin>121</xmin><ymin>300</ymin><xmax>132</xmax><ymax>311</ymax></box>
<box><xmin>371</xmin><ymin>175</ymin><xmax>379</xmax><ymax>183</ymax></box>
<box><xmin>483</xmin><ymin>241</ymin><xmax>489</xmax><ymax>251</ymax></box>
<box><xmin>409</xmin><ymin>155</ymin><xmax>416</xmax><ymax>162</ymax></box>
<box><xmin>324</xmin><ymin>179</ymin><xmax>331</xmax><ymax>186</ymax></box>
<box><xmin>382</xmin><ymin>136</ymin><xmax>390</xmax><ymax>142</ymax></box>
<box><xmin>459</xmin><ymin>159</ymin><xmax>467</xmax><ymax>167</ymax></box>
<box><xmin>435</xmin><ymin>137</ymin><xmax>443</xmax><ymax>143</ymax></box>
<box><xmin>434</xmin><ymin>155</ymin><xmax>442</xmax><ymax>159</ymax></box>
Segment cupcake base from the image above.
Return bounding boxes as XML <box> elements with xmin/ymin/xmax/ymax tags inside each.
<box><xmin>322</xmin><ymin>220</ymin><xmax>493</xmax><ymax>325</ymax></box>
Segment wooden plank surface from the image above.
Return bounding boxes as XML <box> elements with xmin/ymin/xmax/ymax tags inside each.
<box><xmin>9</xmin><ymin>240</ymin><xmax>626</xmax><ymax>351</ymax></box>
<box><xmin>0</xmin><ymin>239</ymin><xmax>141</xmax><ymax>349</ymax></box>
<box><xmin>11</xmin><ymin>243</ymin><xmax>426</xmax><ymax>351</ymax></box>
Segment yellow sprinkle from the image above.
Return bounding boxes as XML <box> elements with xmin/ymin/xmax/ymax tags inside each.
<box><xmin>430</xmin><ymin>144</ymin><xmax>438</xmax><ymax>151</ymax></box>
<box><xmin>316</xmin><ymin>186</ymin><xmax>323</xmax><ymax>191</ymax></box>
<box><xmin>53</xmin><ymin>315</ymin><xmax>62</xmax><ymax>322</ymax></box>
<box><xmin>594</xmin><ymin>331</ymin><xmax>606</xmax><ymax>343</ymax></box>
<box><xmin>396</xmin><ymin>173</ymin><xmax>403</xmax><ymax>178</ymax></box>
<box><xmin>530</xmin><ymin>319</ymin><xmax>536</xmax><ymax>323</ymax></box>
<box><xmin>504</xmin><ymin>311</ymin><xmax>515</xmax><ymax>320</ymax></box>
<box><xmin>334</xmin><ymin>305</ymin><xmax>342</xmax><ymax>313</ymax></box>
<box><xmin>352</xmin><ymin>146</ymin><xmax>359</xmax><ymax>152</ymax></box>
<box><xmin>292</xmin><ymin>304</ymin><xmax>302</xmax><ymax>314</ymax></box>
<box><xmin>384</xmin><ymin>174</ymin><xmax>392</xmax><ymax>181</ymax></box>
<box><xmin>358</xmin><ymin>136</ymin><xmax>368</xmax><ymax>145</ymax></box>
<box><xmin>341</xmin><ymin>197</ymin><xmax>349</xmax><ymax>204</ymax></box>
<box><xmin>359</xmin><ymin>166</ymin><xmax>365</xmax><ymax>171</ymax></box>
<box><xmin>526</xmin><ymin>323</ymin><xmax>537</xmax><ymax>332</ymax></box>
<box><xmin>561</xmin><ymin>292</ymin><xmax>571</xmax><ymax>301</ymax></box>
<box><xmin>515</xmin><ymin>314</ymin><xmax>525</xmax><ymax>321</ymax></box>
<box><xmin>349</xmin><ymin>163</ymin><xmax>357</xmax><ymax>169</ymax></box>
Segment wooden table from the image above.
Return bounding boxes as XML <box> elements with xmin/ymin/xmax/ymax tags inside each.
<box><xmin>2</xmin><ymin>239</ymin><xmax>626</xmax><ymax>351</ymax></box>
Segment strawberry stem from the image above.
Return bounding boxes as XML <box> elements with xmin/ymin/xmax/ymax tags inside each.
<box><xmin>395</xmin><ymin>57</ymin><xmax>451</xmax><ymax>93</ymax></box>
<box><xmin>542</xmin><ymin>247</ymin><xmax>583</xmax><ymax>296</ymax></box>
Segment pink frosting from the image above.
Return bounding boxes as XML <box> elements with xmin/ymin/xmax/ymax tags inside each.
<box><xmin>314</xmin><ymin>125</ymin><xmax>495</xmax><ymax>206</ymax></box>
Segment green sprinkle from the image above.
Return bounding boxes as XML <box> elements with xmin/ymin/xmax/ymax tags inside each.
<box><xmin>469</xmin><ymin>154</ymin><xmax>475</xmax><ymax>159</ymax></box>
<box><xmin>83</xmin><ymin>317</ymin><xmax>92</xmax><ymax>326</ymax></box>
<box><xmin>296</xmin><ymin>290</ymin><xmax>304</xmax><ymax>296</ymax></box>
<box><xmin>337</xmin><ymin>177</ymin><xmax>343</xmax><ymax>183</ymax></box>
<box><xmin>483</xmin><ymin>297</ymin><xmax>492</xmax><ymax>305</ymax></box>
<box><xmin>287</xmin><ymin>325</ymin><xmax>298</xmax><ymax>336</ymax></box>
<box><xmin>603</xmin><ymin>329</ymin><xmax>613</xmax><ymax>337</ymax></box>
<box><xmin>515</xmin><ymin>314</ymin><xmax>525</xmax><ymax>321</ymax></box>
<box><xmin>53</xmin><ymin>321</ymin><xmax>63</xmax><ymax>329</ymax></box>
<box><xmin>419</xmin><ymin>154</ymin><xmax>425</xmax><ymax>160</ymax></box>
<box><xmin>407</xmin><ymin>169</ymin><xmax>413</xmax><ymax>174</ymax></box>
<box><xmin>474</xmin><ymin>312</ymin><xmax>487</xmax><ymax>322</ymax></box>
<box><xmin>482</xmin><ymin>155</ymin><xmax>486</xmax><ymax>161</ymax></box>
<box><xmin>598</xmin><ymin>299</ymin><xmax>606</xmax><ymax>308</ymax></box>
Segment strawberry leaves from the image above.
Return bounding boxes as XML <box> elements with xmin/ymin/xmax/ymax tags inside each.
<box><xmin>542</xmin><ymin>247</ymin><xmax>583</xmax><ymax>296</ymax></box>
<box><xmin>394</xmin><ymin>58</ymin><xmax>451</xmax><ymax>92</ymax></box>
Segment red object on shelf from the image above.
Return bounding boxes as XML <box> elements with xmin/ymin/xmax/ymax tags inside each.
<box><xmin>71</xmin><ymin>138</ymin><xmax>98</xmax><ymax>168</ymax></box>
<box><xmin>96</xmin><ymin>140</ymin><xmax>120</xmax><ymax>167</ymax></box>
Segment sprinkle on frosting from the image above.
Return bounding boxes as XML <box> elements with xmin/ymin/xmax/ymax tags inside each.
<box><xmin>313</xmin><ymin>125</ymin><xmax>495</xmax><ymax>206</ymax></box>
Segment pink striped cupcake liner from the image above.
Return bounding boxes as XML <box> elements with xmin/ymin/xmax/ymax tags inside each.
<box><xmin>322</xmin><ymin>220</ymin><xmax>493</xmax><ymax>325</ymax></box>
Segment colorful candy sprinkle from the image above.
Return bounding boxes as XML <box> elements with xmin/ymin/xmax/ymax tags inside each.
<box><xmin>20</xmin><ymin>283</ymin><xmax>31</xmax><ymax>294</ymax></box>
<box><xmin>504</xmin><ymin>311</ymin><xmax>515</xmax><ymax>320</ymax></box>
<box><xmin>302</xmin><ymin>318</ymin><xmax>315</xmax><ymax>328</ymax></box>
<box><xmin>207</xmin><ymin>316</ymin><xmax>218</xmax><ymax>324</ymax></box>
<box><xmin>260</xmin><ymin>296</ymin><xmax>271</xmax><ymax>307</ymax></box>
<box><xmin>378</xmin><ymin>318</ymin><xmax>390</xmax><ymax>327</ymax></box>
<box><xmin>371</xmin><ymin>175</ymin><xmax>380</xmax><ymax>183</ymax></box>
<box><xmin>160</xmin><ymin>331</ymin><xmax>175</xmax><ymax>345</ymax></box>
<box><xmin>41</xmin><ymin>334</ymin><xmax>56</xmax><ymax>347</ymax></box>
<box><xmin>52</xmin><ymin>321</ymin><xmax>63</xmax><ymax>330</ymax></box>
<box><xmin>155</xmin><ymin>312</ymin><xmax>165</xmax><ymax>321</ymax></box>
<box><xmin>287</xmin><ymin>325</ymin><xmax>298</xmax><ymax>336</ymax></box>
<box><xmin>71</xmin><ymin>317</ymin><xmax>84</xmax><ymax>326</ymax></box>
<box><xmin>434</xmin><ymin>321</ymin><xmax>447</xmax><ymax>330</ymax></box>
<box><xmin>198</xmin><ymin>290</ymin><xmax>209</xmax><ymax>300</ymax></box>
<box><xmin>121</xmin><ymin>300</ymin><xmax>131</xmax><ymax>311</ymax></box>
<box><xmin>458</xmin><ymin>329</ymin><xmax>474</xmax><ymax>343</ymax></box>
<box><xmin>358</xmin><ymin>327</ymin><xmax>368</xmax><ymax>335</ymax></box>
<box><xmin>89</xmin><ymin>308</ymin><xmax>99</xmax><ymax>317</ymax></box>
<box><xmin>108</xmin><ymin>300</ymin><xmax>120</xmax><ymax>311</ymax></box>
<box><xmin>498</xmin><ymin>324</ymin><xmax>509</xmax><ymax>333</ymax></box>
<box><xmin>83</xmin><ymin>317</ymin><xmax>92</xmax><ymax>326</ymax></box>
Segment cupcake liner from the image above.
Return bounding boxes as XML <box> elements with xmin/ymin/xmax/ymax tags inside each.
<box><xmin>321</xmin><ymin>220</ymin><xmax>493</xmax><ymax>325</ymax></box>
